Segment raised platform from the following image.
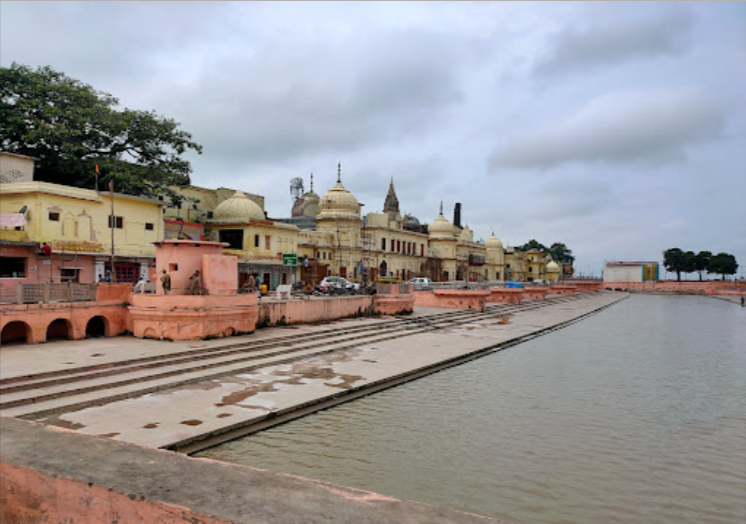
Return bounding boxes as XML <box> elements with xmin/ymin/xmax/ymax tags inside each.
<box><xmin>488</xmin><ymin>288</ymin><xmax>525</xmax><ymax>304</ymax></box>
<box><xmin>522</xmin><ymin>288</ymin><xmax>548</xmax><ymax>301</ymax></box>
<box><xmin>128</xmin><ymin>293</ymin><xmax>259</xmax><ymax>340</ymax></box>
<box><xmin>414</xmin><ymin>289</ymin><xmax>490</xmax><ymax>312</ymax></box>
<box><xmin>550</xmin><ymin>285</ymin><xmax>577</xmax><ymax>295</ymax></box>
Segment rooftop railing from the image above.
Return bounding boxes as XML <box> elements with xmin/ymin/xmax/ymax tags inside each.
<box><xmin>0</xmin><ymin>282</ymin><xmax>97</xmax><ymax>305</ymax></box>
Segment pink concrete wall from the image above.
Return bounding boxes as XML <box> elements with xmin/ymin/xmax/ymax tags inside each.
<box><xmin>488</xmin><ymin>289</ymin><xmax>524</xmax><ymax>304</ymax></box>
<box><xmin>0</xmin><ymin>245</ymin><xmax>96</xmax><ymax>289</ymax></box>
<box><xmin>604</xmin><ymin>281</ymin><xmax>745</xmax><ymax>295</ymax></box>
<box><xmin>522</xmin><ymin>288</ymin><xmax>548</xmax><ymax>300</ymax></box>
<box><xmin>203</xmin><ymin>253</ymin><xmax>238</xmax><ymax>295</ymax></box>
<box><xmin>374</xmin><ymin>294</ymin><xmax>415</xmax><ymax>315</ymax></box>
<box><xmin>551</xmin><ymin>285</ymin><xmax>577</xmax><ymax>295</ymax></box>
<box><xmin>128</xmin><ymin>294</ymin><xmax>258</xmax><ymax>340</ymax></box>
<box><xmin>414</xmin><ymin>290</ymin><xmax>489</xmax><ymax>312</ymax></box>
<box><xmin>154</xmin><ymin>240</ymin><xmax>225</xmax><ymax>295</ymax></box>
<box><xmin>1</xmin><ymin>462</ymin><xmax>230</xmax><ymax>524</ymax></box>
<box><xmin>0</xmin><ymin>303</ymin><xmax>128</xmax><ymax>346</ymax></box>
<box><xmin>259</xmin><ymin>296</ymin><xmax>375</xmax><ymax>326</ymax></box>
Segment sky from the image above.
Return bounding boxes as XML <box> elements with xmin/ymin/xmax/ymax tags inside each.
<box><xmin>2</xmin><ymin>1</ymin><xmax>745</xmax><ymax>276</ymax></box>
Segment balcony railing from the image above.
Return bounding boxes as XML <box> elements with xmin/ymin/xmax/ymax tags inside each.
<box><xmin>0</xmin><ymin>282</ymin><xmax>97</xmax><ymax>305</ymax></box>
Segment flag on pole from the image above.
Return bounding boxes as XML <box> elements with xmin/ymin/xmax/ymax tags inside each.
<box><xmin>95</xmin><ymin>165</ymin><xmax>99</xmax><ymax>173</ymax></box>
<box><xmin>109</xmin><ymin>180</ymin><xmax>113</xmax><ymax>192</ymax></box>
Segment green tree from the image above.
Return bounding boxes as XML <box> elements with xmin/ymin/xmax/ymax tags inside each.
<box><xmin>548</xmin><ymin>242</ymin><xmax>575</xmax><ymax>264</ymax></box>
<box><xmin>0</xmin><ymin>63</ymin><xmax>202</xmax><ymax>198</ymax></box>
<box><xmin>663</xmin><ymin>248</ymin><xmax>686</xmax><ymax>281</ymax></box>
<box><xmin>516</xmin><ymin>239</ymin><xmax>548</xmax><ymax>253</ymax></box>
<box><xmin>693</xmin><ymin>251</ymin><xmax>712</xmax><ymax>281</ymax></box>
<box><xmin>707</xmin><ymin>253</ymin><xmax>738</xmax><ymax>281</ymax></box>
<box><xmin>682</xmin><ymin>250</ymin><xmax>697</xmax><ymax>280</ymax></box>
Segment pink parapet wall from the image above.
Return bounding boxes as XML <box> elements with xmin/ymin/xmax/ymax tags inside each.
<box><xmin>153</xmin><ymin>240</ymin><xmax>229</xmax><ymax>295</ymax></box>
<box><xmin>413</xmin><ymin>290</ymin><xmax>489</xmax><ymax>312</ymax></box>
<box><xmin>128</xmin><ymin>293</ymin><xmax>258</xmax><ymax>341</ymax></box>
<box><xmin>202</xmin><ymin>253</ymin><xmax>238</xmax><ymax>295</ymax></box>
<box><xmin>522</xmin><ymin>288</ymin><xmax>548</xmax><ymax>301</ymax></box>
<box><xmin>550</xmin><ymin>285</ymin><xmax>577</xmax><ymax>296</ymax></box>
<box><xmin>488</xmin><ymin>288</ymin><xmax>524</xmax><ymax>304</ymax></box>
<box><xmin>603</xmin><ymin>281</ymin><xmax>745</xmax><ymax>295</ymax></box>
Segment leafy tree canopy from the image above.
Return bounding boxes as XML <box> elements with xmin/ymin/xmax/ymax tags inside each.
<box><xmin>663</xmin><ymin>248</ymin><xmax>686</xmax><ymax>281</ymax></box>
<box><xmin>707</xmin><ymin>253</ymin><xmax>738</xmax><ymax>280</ymax></box>
<box><xmin>516</xmin><ymin>239</ymin><xmax>548</xmax><ymax>253</ymax></box>
<box><xmin>694</xmin><ymin>251</ymin><xmax>712</xmax><ymax>281</ymax></box>
<box><xmin>0</xmin><ymin>63</ymin><xmax>202</xmax><ymax>199</ymax></box>
<box><xmin>515</xmin><ymin>239</ymin><xmax>575</xmax><ymax>265</ymax></box>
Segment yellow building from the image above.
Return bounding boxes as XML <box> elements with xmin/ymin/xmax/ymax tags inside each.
<box><xmin>1</xmin><ymin>153</ymin><xmax>165</xmax><ymax>283</ymax></box>
<box><xmin>203</xmin><ymin>190</ymin><xmax>300</xmax><ymax>289</ymax></box>
<box><xmin>164</xmin><ymin>184</ymin><xmax>265</xmax><ymax>224</ymax></box>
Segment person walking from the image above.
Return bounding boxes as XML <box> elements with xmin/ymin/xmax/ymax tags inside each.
<box><xmin>160</xmin><ymin>269</ymin><xmax>171</xmax><ymax>295</ymax></box>
<box><xmin>188</xmin><ymin>270</ymin><xmax>201</xmax><ymax>295</ymax></box>
<box><xmin>242</xmin><ymin>273</ymin><xmax>256</xmax><ymax>293</ymax></box>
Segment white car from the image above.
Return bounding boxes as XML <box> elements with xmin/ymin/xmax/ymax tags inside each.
<box><xmin>407</xmin><ymin>277</ymin><xmax>433</xmax><ymax>289</ymax></box>
<box><xmin>319</xmin><ymin>276</ymin><xmax>359</xmax><ymax>291</ymax></box>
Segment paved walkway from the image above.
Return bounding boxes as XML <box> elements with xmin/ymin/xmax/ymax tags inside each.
<box><xmin>2</xmin><ymin>293</ymin><xmax>627</xmax><ymax>451</ymax></box>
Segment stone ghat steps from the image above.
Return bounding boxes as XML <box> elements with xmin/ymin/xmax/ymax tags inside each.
<box><xmin>0</xmin><ymin>295</ymin><xmax>581</xmax><ymax>395</ymax></box>
<box><xmin>0</xmin><ymin>296</ymin><xmax>588</xmax><ymax>420</ymax></box>
<box><xmin>0</xmin><ymin>304</ymin><xmax>504</xmax><ymax>389</ymax></box>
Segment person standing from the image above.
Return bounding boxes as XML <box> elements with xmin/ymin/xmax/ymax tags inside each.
<box><xmin>40</xmin><ymin>242</ymin><xmax>52</xmax><ymax>256</ymax></box>
<box><xmin>160</xmin><ymin>269</ymin><xmax>171</xmax><ymax>295</ymax></box>
<box><xmin>188</xmin><ymin>270</ymin><xmax>201</xmax><ymax>295</ymax></box>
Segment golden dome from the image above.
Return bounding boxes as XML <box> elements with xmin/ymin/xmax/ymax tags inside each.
<box><xmin>318</xmin><ymin>164</ymin><xmax>360</xmax><ymax>218</ymax></box>
<box><xmin>547</xmin><ymin>261</ymin><xmax>561</xmax><ymax>273</ymax></box>
<box><xmin>210</xmin><ymin>190</ymin><xmax>265</xmax><ymax>222</ymax></box>
<box><xmin>485</xmin><ymin>234</ymin><xmax>503</xmax><ymax>249</ymax></box>
<box><xmin>428</xmin><ymin>202</ymin><xmax>455</xmax><ymax>239</ymax></box>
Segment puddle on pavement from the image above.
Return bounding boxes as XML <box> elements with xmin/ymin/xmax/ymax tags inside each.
<box><xmin>181</xmin><ymin>419</ymin><xmax>203</xmax><ymax>426</ymax></box>
<box><xmin>217</xmin><ymin>413</ymin><xmax>233</xmax><ymax>418</ymax></box>
<box><xmin>492</xmin><ymin>316</ymin><xmax>511</xmax><ymax>325</ymax></box>
<box><xmin>98</xmin><ymin>432</ymin><xmax>120</xmax><ymax>438</ymax></box>
<box><xmin>40</xmin><ymin>415</ymin><xmax>85</xmax><ymax>430</ymax></box>
<box><xmin>143</xmin><ymin>423</ymin><xmax>159</xmax><ymax>429</ymax></box>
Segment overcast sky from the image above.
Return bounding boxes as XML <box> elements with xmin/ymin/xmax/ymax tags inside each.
<box><xmin>2</xmin><ymin>1</ymin><xmax>744</xmax><ymax>276</ymax></box>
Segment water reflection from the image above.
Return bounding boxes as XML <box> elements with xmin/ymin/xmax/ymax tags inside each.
<box><xmin>198</xmin><ymin>295</ymin><xmax>746</xmax><ymax>524</ymax></box>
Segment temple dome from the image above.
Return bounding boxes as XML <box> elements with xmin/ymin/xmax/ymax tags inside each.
<box><xmin>485</xmin><ymin>234</ymin><xmax>503</xmax><ymax>249</ymax></box>
<box><xmin>459</xmin><ymin>225</ymin><xmax>474</xmax><ymax>242</ymax></box>
<box><xmin>547</xmin><ymin>261</ymin><xmax>561</xmax><ymax>273</ymax></box>
<box><xmin>319</xmin><ymin>165</ymin><xmax>360</xmax><ymax>218</ymax></box>
<box><xmin>210</xmin><ymin>190</ymin><xmax>264</xmax><ymax>222</ymax></box>
<box><xmin>428</xmin><ymin>206</ymin><xmax>455</xmax><ymax>239</ymax></box>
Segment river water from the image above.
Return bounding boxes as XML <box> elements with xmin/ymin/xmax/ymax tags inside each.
<box><xmin>198</xmin><ymin>295</ymin><xmax>746</xmax><ymax>524</ymax></box>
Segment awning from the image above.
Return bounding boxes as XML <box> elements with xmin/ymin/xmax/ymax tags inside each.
<box><xmin>0</xmin><ymin>213</ymin><xmax>26</xmax><ymax>228</ymax></box>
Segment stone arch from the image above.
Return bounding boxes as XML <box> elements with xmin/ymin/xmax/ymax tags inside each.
<box><xmin>46</xmin><ymin>318</ymin><xmax>73</xmax><ymax>341</ymax></box>
<box><xmin>143</xmin><ymin>328</ymin><xmax>157</xmax><ymax>339</ymax></box>
<box><xmin>223</xmin><ymin>327</ymin><xmax>235</xmax><ymax>337</ymax></box>
<box><xmin>1</xmin><ymin>321</ymin><xmax>31</xmax><ymax>345</ymax></box>
<box><xmin>85</xmin><ymin>315</ymin><xmax>109</xmax><ymax>338</ymax></box>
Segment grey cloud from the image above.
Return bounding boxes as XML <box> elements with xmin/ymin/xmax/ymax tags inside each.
<box><xmin>489</xmin><ymin>89</ymin><xmax>726</xmax><ymax>170</ymax></box>
<box><xmin>533</xmin><ymin>8</ymin><xmax>693</xmax><ymax>77</ymax></box>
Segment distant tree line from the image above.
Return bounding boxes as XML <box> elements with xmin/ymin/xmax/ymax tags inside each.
<box><xmin>662</xmin><ymin>248</ymin><xmax>738</xmax><ymax>281</ymax></box>
<box><xmin>515</xmin><ymin>239</ymin><xmax>575</xmax><ymax>265</ymax></box>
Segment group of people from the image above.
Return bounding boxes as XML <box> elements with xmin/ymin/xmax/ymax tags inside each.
<box><xmin>240</xmin><ymin>273</ymin><xmax>263</xmax><ymax>295</ymax></box>
<box><xmin>157</xmin><ymin>269</ymin><xmax>201</xmax><ymax>295</ymax></box>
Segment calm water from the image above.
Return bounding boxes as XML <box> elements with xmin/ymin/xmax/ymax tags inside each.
<box><xmin>198</xmin><ymin>295</ymin><xmax>746</xmax><ymax>524</ymax></box>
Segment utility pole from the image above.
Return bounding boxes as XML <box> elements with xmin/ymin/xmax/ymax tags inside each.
<box><xmin>109</xmin><ymin>179</ymin><xmax>116</xmax><ymax>283</ymax></box>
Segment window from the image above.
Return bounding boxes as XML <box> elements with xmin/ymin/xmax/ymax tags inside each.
<box><xmin>108</xmin><ymin>215</ymin><xmax>123</xmax><ymax>229</ymax></box>
<box><xmin>0</xmin><ymin>257</ymin><xmax>26</xmax><ymax>278</ymax></box>
<box><xmin>420</xmin><ymin>244</ymin><xmax>424</xmax><ymax>257</ymax></box>
<box><xmin>381</xmin><ymin>238</ymin><xmax>386</xmax><ymax>251</ymax></box>
<box><xmin>49</xmin><ymin>212</ymin><xmax>60</xmax><ymax>221</ymax></box>
<box><xmin>265</xmin><ymin>235</ymin><xmax>271</xmax><ymax>250</ymax></box>
<box><xmin>219</xmin><ymin>229</ymin><xmax>244</xmax><ymax>250</ymax></box>
<box><xmin>60</xmin><ymin>268</ymin><xmax>80</xmax><ymax>283</ymax></box>
<box><xmin>169</xmin><ymin>263</ymin><xmax>179</xmax><ymax>272</ymax></box>
<box><xmin>145</xmin><ymin>223</ymin><xmax>154</xmax><ymax>231</ymax></box>
<box><xmin>254</xmin><ymin>234</ymin><xmax>260</xmax><ymax>248</ymax></box>
<box><xmin>529</xmin><ymin>267</ymin><xmax>533</xmax><ymax>272</ymax></box>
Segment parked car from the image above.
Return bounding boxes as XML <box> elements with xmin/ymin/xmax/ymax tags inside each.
<box><xmin>407</xmin><ymin>277</ymin><xmax>433</xmax><ymax>290</ymax></box>
<box><xmin>319</xmin><ymin>276</ymin><xmax>360</xmax><ymax>292</ymax></box>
